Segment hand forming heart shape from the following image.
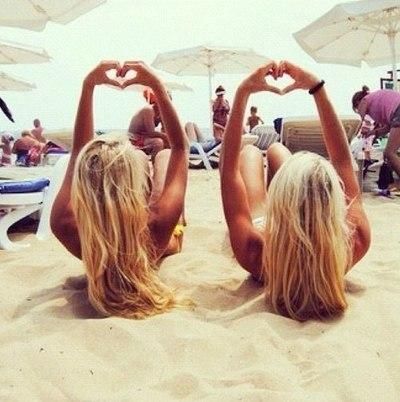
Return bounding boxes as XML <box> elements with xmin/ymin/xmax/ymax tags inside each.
<box><xmin>240</xmin><ymin>60</ymin><xmax>320</xmax><ymax>96</ymax></box>
<box><xmin>85</xmin><ymin>60</ymin><xmax>162</xmax><ymax>91</ymax></box>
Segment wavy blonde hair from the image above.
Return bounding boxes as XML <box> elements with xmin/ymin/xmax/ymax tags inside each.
<box><xmin>263</xmin><ymin>152</ymin><xmax>352</xmax><ymax>321</ymax></box>
<box><xmin>71</xmin><ymin>135</ymin><xmax>174</xmax><ymax>319</ymax></box>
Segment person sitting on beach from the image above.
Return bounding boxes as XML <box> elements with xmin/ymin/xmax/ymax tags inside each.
<box><xmin>220</xmin><ymin>60</ymin><xmax>371</xmax><ymax>321</ymax></box>
<box><xmin>51</xmin><ymin>60</ymin><xmax>188</xmax><ymax>319</ymax></box>
<box><xmin>246</xmin><ymin>106</ymin><xmax>264</xmax><ymax>132</ymax></box>
<box><xmin>0</xmin><ymin>133</ymin><xmax>14</xmax><ymax>166</ymax></box>
<box><xmin>12</xmin><ymin>130</ymin><xmax>46</xmax><ymax>166</ymax></box>
<box><xmin>128</xmin><ymin>88</ymin><xmax>169</xmax><ymax>161</ymax></box>
<box><xmin>352</xmin><ymin>85</ymin><xmax>400</xmax><ymax>180</ymax></box>
<box><xmin>31</xmin><ymin>118</ymin><xmax>46</xmax><ymax>143</ymax></box>
<box><xmin>212</xmin><ymin>85</ymin><xmax>230</xmax><ymax>141</ymax></box>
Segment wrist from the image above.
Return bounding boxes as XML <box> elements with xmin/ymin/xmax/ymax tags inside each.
<box><xmin>83</xmin><ymin>77</ymin><xmax>95</xmax><ymax>91</ymax></box>
<box><xmin>237</xmin><ymin>83</ymin><xmax>251</xmax><ymax>97</ymax></box>
<box><xmin>308</xmin><ymin>79</ymin><xmax>325</xmax><ymax>95</ymax></box>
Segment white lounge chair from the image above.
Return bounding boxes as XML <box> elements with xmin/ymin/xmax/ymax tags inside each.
<box><xmin>0</xmin><ymin>154</ymin><xmax>69</xmax><ymax>251</ymax></box>
<box><xmin>189</xmin><ymin>140</ymin><xmax>222</xmax><ymax>170</ymax></box>
<box><xmin>189</xmin><ymin>134</ymin><xmax>258</xmax><ymax>170</ymax></box>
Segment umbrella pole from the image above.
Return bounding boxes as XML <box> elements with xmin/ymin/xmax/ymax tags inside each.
<box><xmin>208</xmin><ymin>68</ymin><xmax>214</xmax><ymax>135</ymax></box>
<box><xmin>389</xmin><ymin>32</ymin><xmax>398</xmax><ymax>91</ymax></box>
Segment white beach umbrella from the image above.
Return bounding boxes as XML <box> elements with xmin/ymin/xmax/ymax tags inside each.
<box><xmin>152</xmin><ymin>45</ymin><xmax>269</xmax><ymax>101</ymax></box>
<box><xmin>123</xmin><ymin>81</ymin><xmax>193</xmax><ymax>93</ymax></box>
<box><xmin>0</xmin><ymin>38</ymin><xmax>50</xmax><ymax>64</ymax></box>
<box><xmin>0</xmin><ymin>0</ymin><xmax>106</xmax><ymax>31</ymax></box>
<box><xmin>0</xmin><ymin>71</ymin><xmax>35</xmax><ymax>91</ymax></box>
<box><xmin>152</xmin><ymin>45</ymin><xmax>270</xmax><ymax>130</ymax></box>
<box><xmin>294</xmin><ymin>0</ymin><xmax>400</xmax><ymax>89</ymax></box>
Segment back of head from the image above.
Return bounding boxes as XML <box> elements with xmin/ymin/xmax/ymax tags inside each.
<box><xmin>352</xmin><ymin>85</ymin><xmax>370</xmax><ymax>111</ymax></box>
<box><xmin>71</xmin><ymin>135</ymin><xmax>174</xmax><ymax>318</ymax></box>
<box><xmin>263</xmin><ymin>152</ymin><xmax>351</xmax><ymax>321</ymax></box>
<box><xmin>215</xmin><ymin>85</ymin><xmax>225</xmax><ymax>96</ymax></box>
<box><xmin>250</xmin><ymin>106</ymin><xmax>257</xmax><ymax>113</ymax></box>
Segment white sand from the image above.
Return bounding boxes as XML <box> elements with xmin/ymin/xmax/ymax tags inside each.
<box><xmin>0</xmin><ymin>170</ymin><xmax>399</xmax><ymax>401</ymax></box>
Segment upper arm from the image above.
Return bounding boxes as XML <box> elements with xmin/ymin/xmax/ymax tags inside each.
<box><xmin>226</xmin><ymin>212</ymin><xmax>264</xmax><ymax>279</ymax></box>
<box><xmin>50</xmin><ymin>156</ymin><xmax>82</xmax><ymax>259</ymax></box>
<box><xmin>150</xmin><ymin>150</ymin><xmax>188</xmax><ymax>249</ymax></box>
<box><xmin>221</xmin><ymin>170</ymin><xmax>264</xmax><ymax>277</ymax></box>
<box><xmin>346</xmin><ymin>197</ymin><xmax>371</xmax><ymax>267</ymax></box>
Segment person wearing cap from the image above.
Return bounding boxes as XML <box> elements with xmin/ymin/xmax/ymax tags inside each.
<box><xmin>212</xmin><ymin>85</ymin><xmax>230</xmax><ymax>141</ymax></box>
<box><xmin>128</xmin><ymin>88</ymin><xmax>169</xmax><ymax>160</ymax></box>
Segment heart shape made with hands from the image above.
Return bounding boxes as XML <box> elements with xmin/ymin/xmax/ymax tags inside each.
<box><xmin>105</xmin><ymin>68</ymin><xmax>137</xmax><ymax>88</ymax></box>
<box><xmin>264</xmin><ymin>72</ymin><xmax>297</xmax><ymax>95</ymax></box>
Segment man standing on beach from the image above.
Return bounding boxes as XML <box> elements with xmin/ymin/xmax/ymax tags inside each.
<box><xmin>31</xmin><ymin>118</ymin><xmax>46</xmax><ymax>143</ymax></box>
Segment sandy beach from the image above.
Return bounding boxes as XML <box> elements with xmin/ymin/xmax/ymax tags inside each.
<box><xmin>0</xmin><ymin>168</ymin><xmax>399</xmax><ymax>401</ymax></box>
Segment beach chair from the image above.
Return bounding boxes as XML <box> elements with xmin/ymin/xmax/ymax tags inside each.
<box><xmin>189</xmin><ymin>134</ymin><xmax>258</xmax><ymax>170</ymax></box>
<box><xmin>0</xmin><ymin>154</ymin><xmax>69</xmax><ymax>251</ymax></box>
<box><xmin>280</xmin><ymin>115</ymin><xmax>361</xmax><ymax>186</ymax></box>
<box><xmin>280</xmin><ymin>116</ymin><xmax>361</xmax><ymax>158</ymax></box>
<box><xmin>189</xmin><ymin>140</ymin><xmax>222</xmax><ymax>170</ymax></box>
<box><xmin>251</xmin><ymin>125</ymin><xmax>280</xmax><ymax>155</ymax></box>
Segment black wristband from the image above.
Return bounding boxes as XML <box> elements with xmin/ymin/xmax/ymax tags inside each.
<box><xmin>308</xmin><ymin>80</ymin><xmax>325</xmax><ymax>95</ymax></box>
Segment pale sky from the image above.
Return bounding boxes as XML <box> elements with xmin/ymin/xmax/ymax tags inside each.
<box><xmin>0</xmin><ymin>0</ymin><xmax>392</xmax><ymax>133</ymax></box>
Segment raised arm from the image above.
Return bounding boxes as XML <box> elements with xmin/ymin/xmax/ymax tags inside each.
<box><xmin>220</xmin><ymin>62</ymin><xmax>280</xmax><ymax>276</ymax></box>
<box><xmin>280</xmin><ymin>61</ymin><xmax>370</xmax><ymax>263</ymax></box>
<box><xmin>280</xmin><ymin>61</ymin><xmax>359</xmax><ymax>200</ymax></box>
<box><xmin>121</xmin><ymin>62</ymin><xmax>188</xmax><ymax>240</ymax></box>
<box><xmin>50</xmin><ymin>61</ymin><xmax>121</xmax><ymax>258</ymax></box>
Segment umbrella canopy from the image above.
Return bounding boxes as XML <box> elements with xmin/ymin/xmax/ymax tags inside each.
<box><xmin>152</xmin><ymin>45</ymin><xmax>269</xmax><ymax>129</ymax></box>
<box><xmin>294</xmin><ymin>0</ymin><xmax>400</xmax><ymax>88</ymax></box>
<box><xmin>0</xmin><ymin>0</ymin><xmax>106</xmax><ymax>31</ymax></box>
<box><xmin>0</xmin><ymin>72</ymin><xmax>35</xmax><ymax>91</ymax></box>
<box><xmin>114</xmin><ymin>81</ymin><xmax>193</xmax><ymax>93</ymax></box>
<box><xmin>0</xmin><ymin>38</ymin><xmax>50</xmax><ymax>64</ymax></box>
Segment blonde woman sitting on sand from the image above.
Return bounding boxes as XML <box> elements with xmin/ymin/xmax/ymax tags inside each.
<box><xmin>51</xmin><ymin>61</ymin><xmax>188</xmax><ymax>319</ymax></box>
<box><xmin>220</xmin><ymin>60</ymin><xmax>371</xmax><ymax>321</ymax></box>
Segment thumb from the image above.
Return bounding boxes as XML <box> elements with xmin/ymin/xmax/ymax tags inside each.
<box><xmin>281</xmin><ymin>82</ymin><xmax>299</xmax><ymax>95</ymax></box>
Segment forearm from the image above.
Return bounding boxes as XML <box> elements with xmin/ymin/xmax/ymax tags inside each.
<box><xmin>153</xmin><ymin>83</ymin><xmax>186</xmax><ymax>150</ymax></box>
<box><xmin>372</xmin><ymin>125</ymin><xmax>390</xmax><ymax>138</ymax></box>
<box><xmin>221</xmin><ymin>85</ymin><xmax>249</xmax><ymax>174</ymax></box>
<box><xmin>71</xmin><ymin>82</ymin><xmax>95</xmax><ymax>157</ymax></box>
<box><xmin>313</xmin><ymin>87</ymin><xmax>352</xmax><ymax>164</ymax></box>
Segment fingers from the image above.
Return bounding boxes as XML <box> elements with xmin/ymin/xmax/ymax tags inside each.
<box><xmin>100</xmin><ymin>60</ymin><xmax>121</xmax><ymax>72</ymax></box>
<box><xmin>119</xmin><ymin>60</ymin><xmax>145</xmax><ymax>77</ymax></box>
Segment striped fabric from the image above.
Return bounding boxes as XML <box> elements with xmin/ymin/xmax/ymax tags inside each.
<box><xmin>251</xmin><ymin>125</ymin><xmax>280</xmax><ymax>150</ymax></box>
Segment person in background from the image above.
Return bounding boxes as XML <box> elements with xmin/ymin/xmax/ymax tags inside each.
<box><xmin>246</xmin><ymin>106</ymin><xmax>264</xmax><ymax>132</ymax></box>
<box><xmin>212</xmin><ymin>85</ymin><xmax>230</xmax><ymax>141</ymax></box>
<box><xmin>0</xmin><ymin>133</ymin><xmax>14</xmax><ymax>166</ymax></box>
<box><xmin>352</xmin><ymin>85</ymin><xmax>400</xmax><ymax>179</ymax></box>
<box><xmin>12</xmin><ymin>130</ymin><xmax>45</xmax><ymax>166</ymax></box>
<box><xmin>31</xmin><ymin>118</ymin><xmax>46</xmax><ymax>143</ymax></box>
<box><xmin>128</xmin><ymin>88</ymin><xmax>169</xmax><ymax>161</ymax></box>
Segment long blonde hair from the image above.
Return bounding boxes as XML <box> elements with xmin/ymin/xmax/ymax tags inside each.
<box><xmin>71</xmin><ymin>135</ymin><xmax>174</xmax><ymax>318</ymax></box>
<box><xmin>263</xmin><ymin>152</ymin><xmax>352</xmax><ymax>321</ymax></box>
